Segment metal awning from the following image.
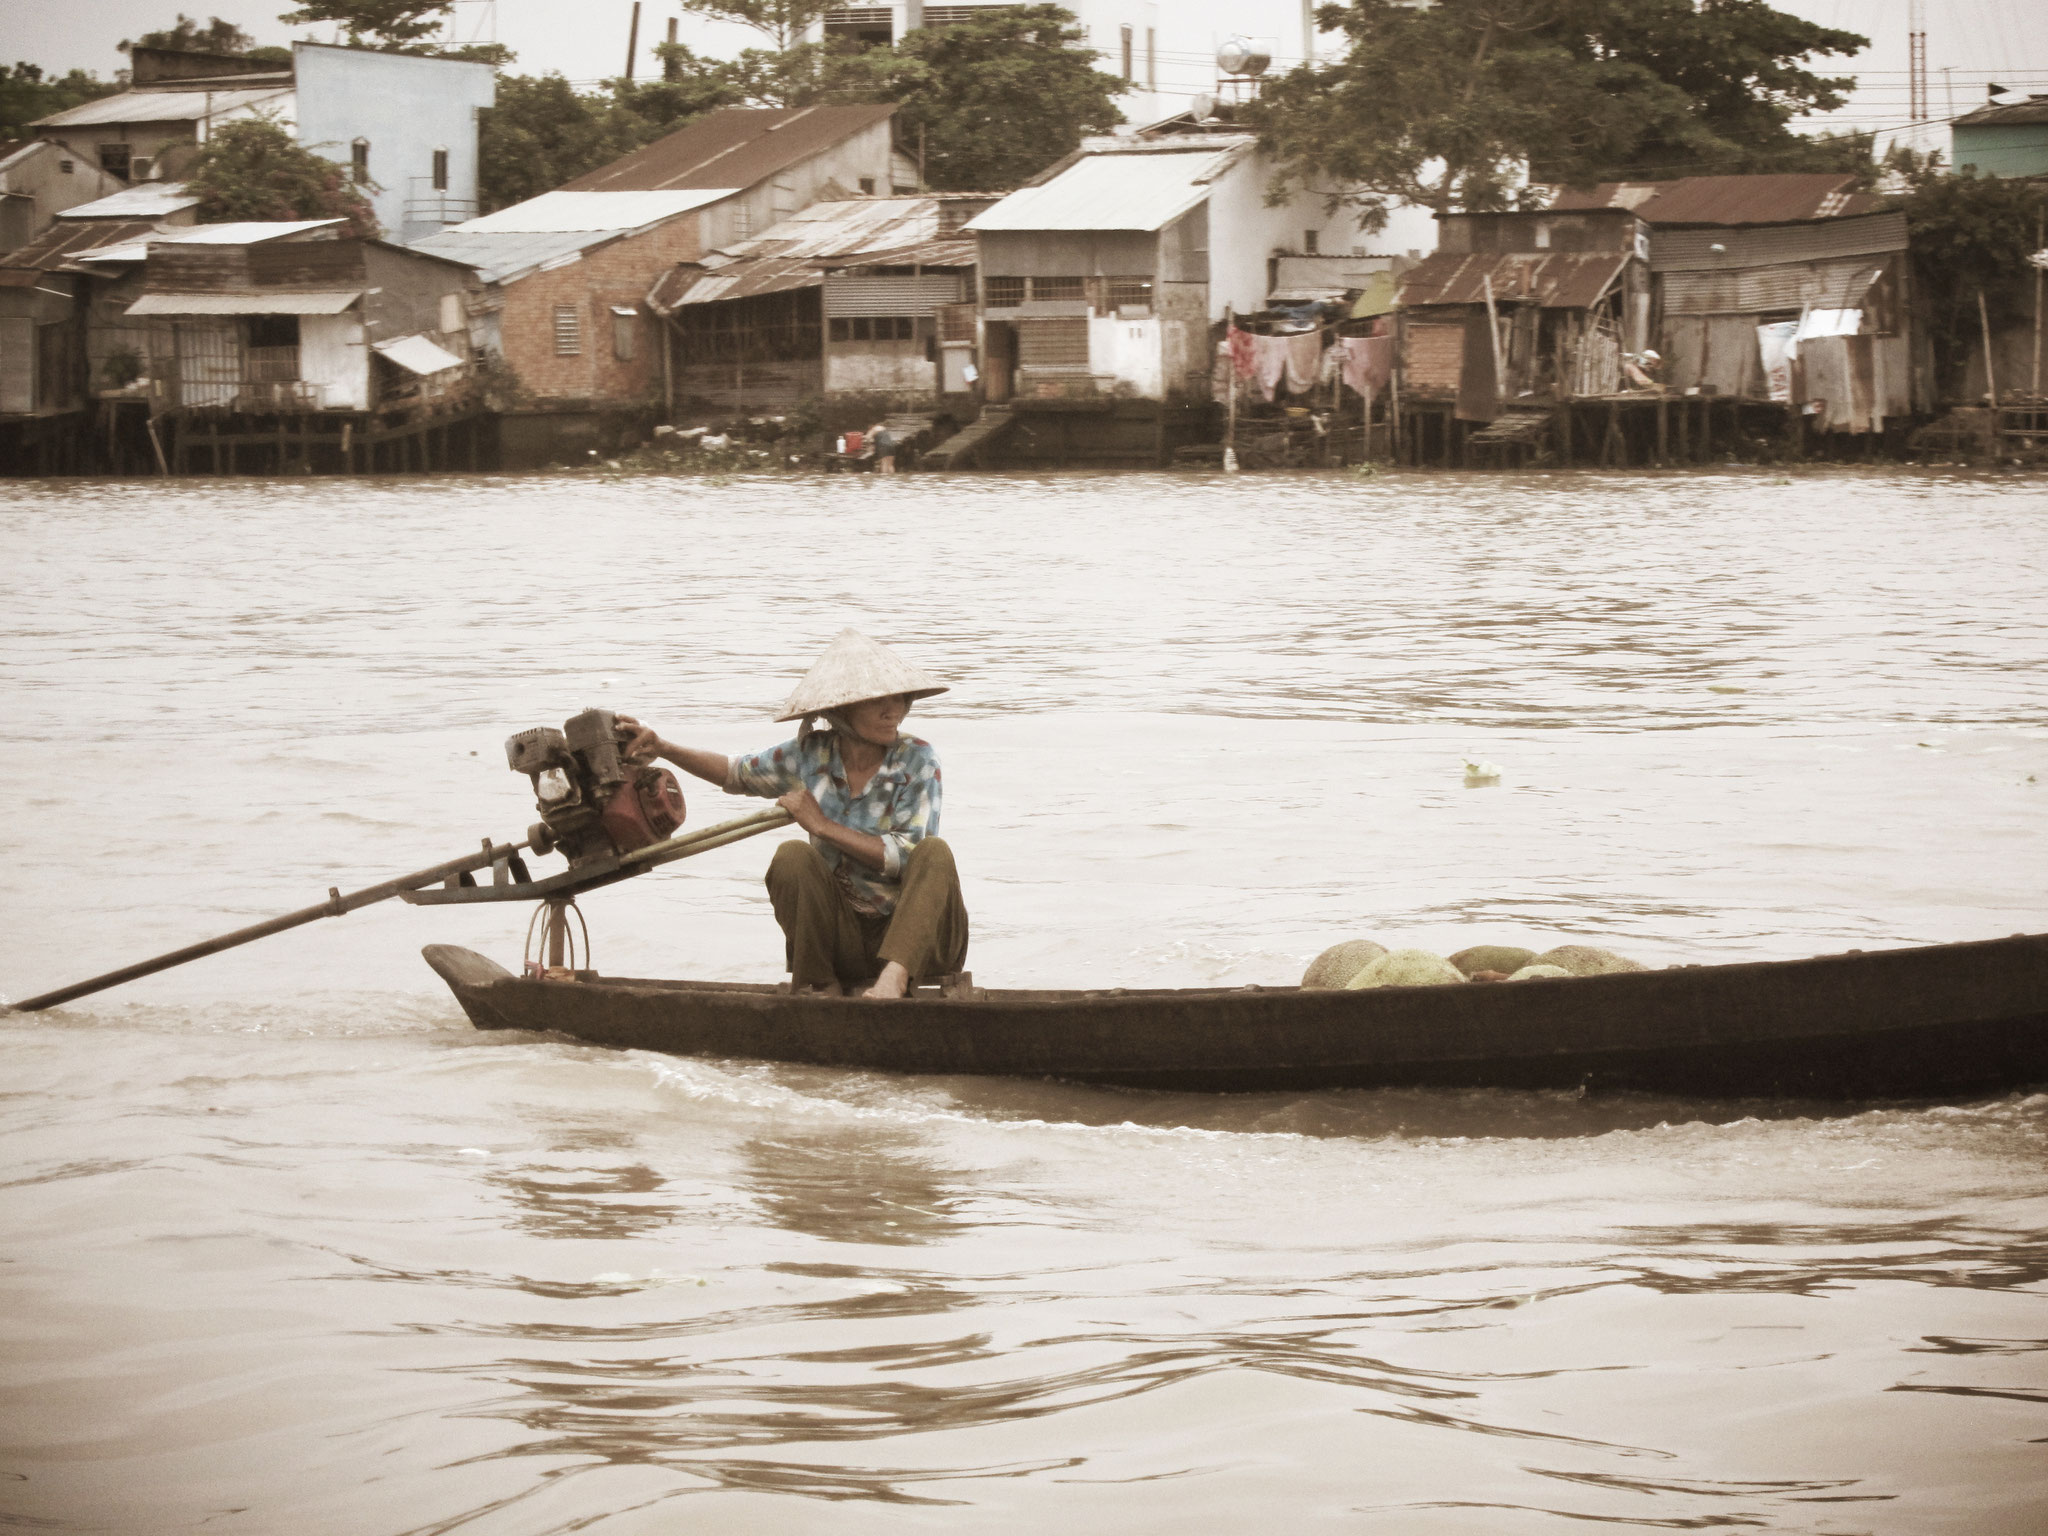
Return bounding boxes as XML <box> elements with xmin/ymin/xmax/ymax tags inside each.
<box><xmin>372</xmin><ymin>334</ymin><xmax>465</xmax><ymax>375</ymax></box>
<box><xmin>127</xmin><ymin>290</ymin><xmax>361</xmax><ymax>316</ymax></box>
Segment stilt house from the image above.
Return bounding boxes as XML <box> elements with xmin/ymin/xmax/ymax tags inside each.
<box><xmin>646</xmin><ymin>194</ymin><xmax>987</xmax><ymax>413</ymax></box>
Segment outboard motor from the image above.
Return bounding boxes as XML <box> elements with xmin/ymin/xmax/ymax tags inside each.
<box><xmin>504</xmin><ymin>708</ymin><xmax>685</xmax><ymax>866</ymax></box>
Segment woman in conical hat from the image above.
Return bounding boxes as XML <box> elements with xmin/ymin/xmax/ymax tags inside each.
<box><xmin>616</xmin><ymin>630</ymin><xmax>966</xmax><ymax>1000</ymax></box>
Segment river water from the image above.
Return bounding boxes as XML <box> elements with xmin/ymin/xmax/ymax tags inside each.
<box><xmin>3</xmin><ymin>467</ymin><xmax>2046</xmax><ymax>1534</ymax></box>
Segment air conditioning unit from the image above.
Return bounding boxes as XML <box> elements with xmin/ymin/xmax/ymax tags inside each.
<box><xmin>130</xmin><ymin>156</ymin><xmax>156</xmax><ymax>182</ymax></box>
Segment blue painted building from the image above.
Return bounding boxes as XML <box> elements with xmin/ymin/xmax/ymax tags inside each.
<box><xmin>1951</xmin><ymin>97</ymin><xmax>2048</xmax><ymax>180</ymax></box>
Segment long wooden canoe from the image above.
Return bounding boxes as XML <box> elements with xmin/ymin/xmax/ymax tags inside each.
<box><xmin>424</xmin><ymin>933</ymin><xmax>2048</xmax><ymax>1099</ymax></box>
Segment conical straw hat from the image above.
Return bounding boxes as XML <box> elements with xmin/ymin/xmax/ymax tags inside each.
<box><xmin>774</xmin><ymin>629</ymin><xmax>948</xmax><ymax>721</ymax></box>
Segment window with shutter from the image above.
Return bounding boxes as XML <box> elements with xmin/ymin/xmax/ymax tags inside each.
<box><xmin>553</xmin><ymin>306</ymin><xmax>580</xmax><ymax>356</ymax></box>
<box><xmin>1016</xmin><ymin>317</ymin><xmax>1089</xmax><ymax>369</ymax></box>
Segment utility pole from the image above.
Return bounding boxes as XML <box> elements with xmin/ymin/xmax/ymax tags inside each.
<box><xmin>1908</xmin><ymin>0</ymin><xmax>1927</xmax><ymax>121</ymax></box>
<box><xmin>624</xmin><ymin>0</ymin><xmax>640</xmax><ymax>82</ymax></box>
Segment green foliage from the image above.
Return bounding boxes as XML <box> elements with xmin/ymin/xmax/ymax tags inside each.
<box><xmin>1249</xmin><ymin>0</ymin><xmax>1868</xmax><ymax>226</ymax></box>
<box><xmin>277</xmin><ymin>0</ymin><xmax>453</xmax><ymax>48</ymax></box>
<box><xmin>678</xmin><ymin>0</ymin><xmax>834</xmax><ymax>53</ymax></box>
<box><xmin>831</xmin><ymin>6</ymin><xmax>1126</xmax><ymax>191</ymax></box>
<box><xmin>478</xmin><ymin>72</ymin><xmax>723</xmax><ymax>212</ymax></box>
<box><xmin>654</xmin><ymin>4</ymin><xmax>1124</xmax><ymax>187</ymax></box>
<box><xmin>119</xmin><ymin>14</ymin><xmax>289</xmax><ymax>62</ymax></box>
<box><xmin>0</xmin><ymin>62</ymin><xmax>121</xmax><ymax>139</ymax></box>
<box><xmin>187</xmin><ymin>115</ymin><xmax>380</xmax><ymax>234</ymax></box>
<box><xmin>1887</xmin><ymin>171</ymin><xmax>2048</xmax><ymax>397</ymax></box>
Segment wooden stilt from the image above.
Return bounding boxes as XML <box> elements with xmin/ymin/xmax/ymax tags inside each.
<box><xmin>1655</xmin><ymin>396</ymin><xmax>1668</xmax><ymax>465</ymax></box>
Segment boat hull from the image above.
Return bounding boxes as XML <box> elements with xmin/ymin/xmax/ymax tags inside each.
<box><xmin>424</xmin><ymin>933</ymin><xmax>2048</xmax><ymax>1099</ymax></box>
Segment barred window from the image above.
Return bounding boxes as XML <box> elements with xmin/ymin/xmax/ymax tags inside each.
<box><xmin>351</xmin><ymin>138</ymin><xmax>370</xmax><ymax>184</ymax></box>
<box><xmin>985</xmin><ymin>275</ymin><xmax>1025</xmax><ymax>307</ymax></box>
<box><xmin>1106</xmin><ymin>275</ymin><xmax>1154</xmax><ymax>309</ymax></box>
<box><xmin>553</xmin><ymin>305</ymin><xmax>580</xmax><ymax>356</ymax></box>
<box><xmin>1030</xmin><ymin>275</ymin><xmax>1086</xmax><ymax>302</ymax></box>
<box><xmin>829</xmin><ymin>316</ymin><xmax>915</xmax><ymax>342</ymax></box>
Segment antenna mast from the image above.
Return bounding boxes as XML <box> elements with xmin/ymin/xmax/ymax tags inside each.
<box><xmin>1908</xmin><ymin>0</ymin><xmax>1928</xmax><ymax>121</ymax></box>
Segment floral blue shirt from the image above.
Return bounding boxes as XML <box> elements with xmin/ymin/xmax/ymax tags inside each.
<box><xmin>724</xmin><ymin>731</ymin><xmax>942</xmax><ymax>915</ymax></box>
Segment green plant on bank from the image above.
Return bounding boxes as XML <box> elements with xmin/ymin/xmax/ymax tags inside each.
<box><xmin>1885</xmin><ymin>169</ymin><xmax>2048</xmax><ymax>400</ymax></box>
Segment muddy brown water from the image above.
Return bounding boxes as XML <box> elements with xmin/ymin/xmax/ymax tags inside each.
<box><xmin>3</xmin><ymin>468</ymin><xmax>2046</xmax><ymax>1533</ymax></box>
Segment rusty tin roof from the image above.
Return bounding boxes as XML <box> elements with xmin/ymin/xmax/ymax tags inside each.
<box><xmin>648</xmin><ymin>196</ymin><xmax>974</xmax><ymax>311</ymax></box>
<box><xmin>2</xmin><ymin>219</ymin><xmax>164</xmax><ymax>271</ymax></box>
<box><xmin>1397</xmin><ymin>249</ymin><xmax>1629</xmax><ymax>310</ymax></box>
<box><xmin>562</xmin><ymin>105</ymin><xmax>897</xmax><ymax>193</ymax></box>
<box><xmin>1549</xmin><ymin>174</ymin><xmax>1878</xmax><ymax>226</ymax></box>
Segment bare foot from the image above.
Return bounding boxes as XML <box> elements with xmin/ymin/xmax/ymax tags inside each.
<box><xmin>861</xmin><ymin>961</ymin><xmax>910</xmax><ymax>1000</ymax></box>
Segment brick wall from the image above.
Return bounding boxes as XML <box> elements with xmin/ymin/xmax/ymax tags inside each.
<box><xmin>499</xmin><ymin>216</ymin><xmax>703</xmax><ymax>405</ymax></box>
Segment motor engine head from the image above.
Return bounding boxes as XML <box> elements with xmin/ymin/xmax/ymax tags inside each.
<box><xmin>505</xmin><ymin>708</ymin><xmax>685</xmax><ymax>864</ymax></box>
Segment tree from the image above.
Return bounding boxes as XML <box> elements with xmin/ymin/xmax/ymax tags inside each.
<box><xmin>1888</xmin><ymin>171</ymin><xmax>2048</xmax><ymax>398</ymax></box>
<box><xmin>678</xmin><ymin>0</ymin><xmax>832</xmax><ymax>55</ymax></box>
<box><xmin>119</xmin><ymin>14</ymin><xmax>290</xmax><ymax>63</ymax></box>
<box><xmin>833</xmin><ymin>6</ymin><xmax>1126</xmax><ymax>190</ymax></box>
<box><xmin>187</xmin><ymin>115</ymin><xmax>380</xmax><ymax>234</ymax></box>
<box><xmin>0</xmin><ymin>62</ymin><xmax>121</xmax><ymax>139</ymax></box>
<box><xmin>477</xmin><ymin>74</ymin><xmax>668</xmax><ymax>212</ymax></box>
<box><xmin>1246</xmin><ymin>0</ymin><xmax>1868</xmax><ymax>230</ymax></box>
<box><xmin>276</xmin><ymin>0</ymin><xmax>453</xmax><ymax>49</ymax></box>
<box><xmin>653</xmin><ymin>4</ymin><xmax>1126</xmax><ymax>186</ymax></box>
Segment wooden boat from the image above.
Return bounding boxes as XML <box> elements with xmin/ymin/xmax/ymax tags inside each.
<box><xmin>424</xmin><ymin>932</ymin><xmax>2048</xmax><ymax>1099</ymax></box>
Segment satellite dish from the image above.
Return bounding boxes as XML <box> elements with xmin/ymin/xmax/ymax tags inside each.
<box><xmin>1190</xmin><ymin>92</ymin><xmax>1218</xmax><ymax>121</ymax></box>
<box><xmin>1216</xmin><ymin>38</ymin><xmax>1271</xmax><ymax>77</ymax></box>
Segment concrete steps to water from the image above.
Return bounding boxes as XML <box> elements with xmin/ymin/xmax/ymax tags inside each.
<box><xmin>922</xmin><ymin>406</ymin><xmax>1018</xmax><ymax>470</ymax></box>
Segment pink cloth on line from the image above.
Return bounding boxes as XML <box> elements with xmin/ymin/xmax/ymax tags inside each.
<box><xmin>1226</xmin><ymin>325</ymin><xmax>1259</xmax><ymax>380</ymax></box>
<box><xmin>1283</xmin><ymin>332</ymin><xmax>1323</xmax><ymax>395</ymax></box>
<box><xmin>1338</xmin><ymin>335</ymin><xmax>1395</xmax><ymax>400</ymax></box>
<box><xmin>1251</xmin><ymin>332</ymin><xmax>1289</xmax><ymax>401</ymax></box>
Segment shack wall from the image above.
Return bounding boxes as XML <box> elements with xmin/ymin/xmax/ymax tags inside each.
<box><xmin>500</xmin><ymin>217</ymin><xmax>704</xmax><ymax>404</ymax></box>
<box><xmin>692</xmin><ymin>120</ymin><xmax>899</xmax><ymax>251</ymax></box>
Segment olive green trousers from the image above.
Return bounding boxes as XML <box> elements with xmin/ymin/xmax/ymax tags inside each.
<box><xmin>765</xmin><ymin>836</ymin><xmax>969</xmax><ymax>989</ymax></box>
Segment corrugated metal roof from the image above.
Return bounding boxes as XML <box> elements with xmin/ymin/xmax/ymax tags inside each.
<box><xmin>1397</xmin><ymin>250</ymin><xmax>1628</xmax><ymax>310</ymax></box>
<box><xmin>1650</xmin><ymin>210</ymin><xmax>1907</xmax><ymax>271</ymax></box>
<box><xmin>58</xmin><ymin>182</ymin><xmax>201</xmax><ymax>219</ymax></box>
<box><xmin>1546</xmin><ymin>181</ymin><xmax>1666</xmax><ymax>212</ymax></box>
<box><xmin>562</xmin><ymin>104</ymin><xmax>897</xmax><ymax>193</ymax></box>
<box><xmin>406</xmin><ymin>228</ymin><xmax>620</xmax><ymax>285</ymax></box>
<box><xmin>1954</xmin><ymin>95</ymin><xmax>2048</xmax><ymax>127</ymax></box>
<box><xmin>1547</xmin><ymin>173</ymin><xmax>1873</xmax><ymax>225</ymax></box>
<box><xmin>127</xmin><ymin>290</ymin><xmax>361</xmax><ymax>315</ymax></box>
<box><xmin>373</xmin><ymin>334</ymin><xmax>464</xmax><ymax>375</ymax></box>
<box><xmin>453</xmin><ymin>188</ymin><xmax>731</xmax><ymax>235</ymax></box>
<box><xmin>648</xmin><ymin>197</ymin><xmax>975</xmax><ymax>312</ymax></box>
<box><xmin>31</xmin><ymin>85</ymin><xmax>290</xmax><ymax>127</ymax></box>
<box><xmin>1660</xmin><ymin>256</ymin><xmax>1890</xmax><ymax>316</ymax></box>
<box><xmin>73</xmin><ymin>219</ymin><xmax>345</xmax><ymax>264</ymax></box>
<box><xmin>966</xmin><ymin>145</ymin><xmax>1243</xmax><ymax>232</ymax></box>
<box><xmin>1</xmin><ymin>219</ymin><xmax>163</xmax><ymax>271</ymax></box>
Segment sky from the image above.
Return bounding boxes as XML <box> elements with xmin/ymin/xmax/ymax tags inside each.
<box><xmin>6</xmin><ymin>0</ymin><xmax>2047</xmax><ymax>154</ymax></box>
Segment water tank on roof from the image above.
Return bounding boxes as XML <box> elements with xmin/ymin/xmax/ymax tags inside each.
<box><xmin>1216</xmin><ymin>39</ymin><xmax>1271</xmax><ymax>77</ymax></box>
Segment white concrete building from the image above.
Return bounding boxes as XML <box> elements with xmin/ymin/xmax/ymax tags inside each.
<box><xmin>29</xmin><ymin>43</ymin><xmax>494</xmax><ymax>245</ymax></box>
<box><xmin>965</xmin><ymin>132</ymin><xmax>1390</xmax><ymax>405</ymax></box>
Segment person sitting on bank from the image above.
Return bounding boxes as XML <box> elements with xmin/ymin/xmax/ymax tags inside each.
<box><xmin>616</xmin><ymin>629</ymin><xmax>966</xmax><ymax>1000</ymax></box>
